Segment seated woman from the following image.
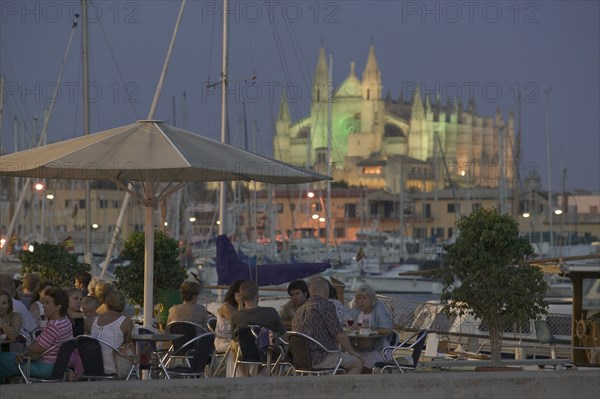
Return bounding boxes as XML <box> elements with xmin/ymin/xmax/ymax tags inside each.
<box><xmin>347</xmin><ymin>283</ymin><xmax>393</xmax><ymax>369</ymax></box>
<box><xmin>66</xmin><ymin>288</ymin><xmax>85</xmax><ymax>337</ymax></box>
<box><xmin>81</xmin><ymin>296</ymin><xmax>99</xmax><ymax>335</ymax></box>
<box><xmin>0</xmin><ymin>289</ymin><xmax>23</xmax><ymax>353</ymax></box>
<box><xmin>29</xmin><ymin>280</ymin><xmax>53</xmax><ymax>329</ymax></box>
<box><xmin>0</xmin><ymin>288</ymin><xmax>73</xmax><ymax>382</ymax></box>
<box><xmin>90</xmin><ymin>289</ymin><xmax>134</xmax><ymax>376</ymax></box>
<box><xmin>327</xmin><ymin>280</ymin><xmax>349</xmax><ymax>326</ymax></box>
<box><xmin>214</xmin><ymin>280</ymin><xmax>244</xmax><ymax>378</ymax></box>
<box><xmin>167</xmin><ymin>281</ymin><xmax>209</xmax><ymax>331</ymax></box>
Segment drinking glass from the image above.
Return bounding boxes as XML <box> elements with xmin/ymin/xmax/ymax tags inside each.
<box><xmin>346</xmin><ymin>318</ymin><xmax>354</xmax><ymax>333</ymax></box>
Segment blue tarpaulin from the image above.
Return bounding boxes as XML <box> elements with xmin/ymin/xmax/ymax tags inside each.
<box><xmin>216</xmin><ymin>235</ymin><xmax>330</xmax><ymax>286</ymax></box>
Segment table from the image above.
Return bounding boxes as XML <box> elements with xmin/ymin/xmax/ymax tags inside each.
<box><xmin>132</xmin><ymin>333</ymin><xmax>183</xmax><ymax>379</ymax></box>
<box><xmin>347</xmin><ymin>330</ymin><xmax>387</xmax><ymax>351</ymax></box>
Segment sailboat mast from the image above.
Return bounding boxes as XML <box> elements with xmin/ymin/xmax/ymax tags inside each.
<box><xmin>81</xmin><ymin>0</ymin><xmax>92</xmax><ymax>264</ymax></box>
<box><xmin>326</xmin><ymin>52</ymin><xmax>333</xmax><ymax>245</ymax></box>
<box><xmin>544</xmin><ymin>88</ymin><xmax>554</xmax><ymax>255</ymax></box>
<box><xmin>512</xmin><ymin>90</ymin><xmax>522</xmax><ymax>220</ymax></box>
<box><xmin>218</xmin><ymin>0</ymin><xmax>230</xmax><ymax>236</ymax></box>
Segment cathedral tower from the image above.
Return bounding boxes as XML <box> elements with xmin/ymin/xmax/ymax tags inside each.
<box><xmin>310</xmin><ymin>46</ymin><xmax>330</xmax><ymax>152</ymax></box>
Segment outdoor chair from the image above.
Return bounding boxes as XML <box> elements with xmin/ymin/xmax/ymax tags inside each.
<box><xmin>207</xmin><ymin>317</ymin><xmax>217</xmax><ymax>332</ymax></box>
<box><xmin>374</xmin><ymin>329</ymin><xmax>428</xmax><ymax>373</ymax></box>
<box><xmin>76</xmin><ymin>335</ymin><xmax>136</xmax><ymax>381</ymax></box>
<box><xmin>163</xmin><ymin>321</ymin><xmax>207</xmax><ymax>367</ymax></box>
<box><xmin>287</xmin><ymin>331</ymin><xmax>342</xmax><ymax>375</ymax></box>
<box><xmin>534</xmin><ymin>320</ymin><xmax>570</xmax><ymax>359</ymax></box>
<box><xmin>232</xmin><ymin>325</ymin><xmax>287</xmax><ymax>377</ymax></box>
<box><xmin>165</xmin><ymin>332</ymin><xmax>215</xmax><ymax>378</ymax></box>
<box><xmin>136</xmin><ymin>326</ymin><xmax>165</xmax><ymax>378</ymax></box>
<box><xmin>18</xmin><ymin>339</ymin><xmax>76</xmax><ymax>383</ymax></box>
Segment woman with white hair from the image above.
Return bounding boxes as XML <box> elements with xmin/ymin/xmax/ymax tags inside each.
<box><xmin>347</xmin><ymin>283</ymin><xmax>393</xmax><ymax>368</ymax></box>
<box><xmin>90</xmin><ymin>289</ymin><xmax>134</xmax><ymax>376</ymax></box>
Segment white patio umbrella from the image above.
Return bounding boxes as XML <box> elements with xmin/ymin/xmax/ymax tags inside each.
<box><xmin>0</xmin><ymin>120</ymin><xmax>331</xmax><ymax>326</ymax></box>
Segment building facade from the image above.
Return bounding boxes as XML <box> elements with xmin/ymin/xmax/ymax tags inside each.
<box><xmin>274</xmin><ymin>45</ymin><xmax>515</xmax><ymax>193</ymax></box>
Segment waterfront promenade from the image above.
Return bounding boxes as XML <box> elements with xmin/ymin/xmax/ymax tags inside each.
<box><xmin>1</xmin><ymin>370</ymin><xmax>598</xmax><ymax>399</ymax></box>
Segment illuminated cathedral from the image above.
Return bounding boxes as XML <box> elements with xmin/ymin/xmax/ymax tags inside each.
<box><xmin>273</xmin><ymin>45</ymin><xmax>515</xmax><ymax>193</ymax></box>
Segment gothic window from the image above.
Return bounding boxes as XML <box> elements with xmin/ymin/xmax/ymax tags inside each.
<box><xmin>317</xmin><ymin>151</ymin><xmax>327</xmax><ymax>164</ymax></box>
<box><xmin>367</xmin><ymin>89</ymin><xmax>370</xmax><ymax>100</ymax></box>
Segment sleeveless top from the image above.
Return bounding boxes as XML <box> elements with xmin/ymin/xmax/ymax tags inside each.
<box><xmin>214</xmin><ymin>304</ymin><xmax>233</xmax><ymax>353</ymax></box>
<box><xmin>91</xmin><ymin>315</ymin><xmax>126</xmax><ymax>375</ymax></box>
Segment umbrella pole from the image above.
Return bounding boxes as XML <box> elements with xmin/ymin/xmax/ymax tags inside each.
<box><xmin>143</xmin><ymin>180</ymin><xmax>155</xmax><ymax>328</ymax></box>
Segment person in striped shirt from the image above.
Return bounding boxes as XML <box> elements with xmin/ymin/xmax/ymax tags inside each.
<box><xmin>0</xmin><ymin>288</ymin><xmax>73</xmax><ymax>383</ymax></box>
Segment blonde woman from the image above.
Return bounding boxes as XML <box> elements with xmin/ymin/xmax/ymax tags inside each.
<box><xmin>347</xmin><ymin>283</ymin><xmax>393</xmax><ymax>368</ymax></box>
<box><xmin>90</xmin><ymin>289</ymin><xmax>134</xmax><ymax>376</ymax></box>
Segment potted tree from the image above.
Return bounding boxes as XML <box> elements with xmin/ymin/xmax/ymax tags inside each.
<box><xmin>20</xmin><ymin>242</ymin><xmax>90</xmax><ymax>287</ymax></box>
<box><xmin>114</xmin><ymin>230</ymin><xmax>187</xmax><ymax>325</ymax></box>
<box><xmin>436</xmin><ymin>207</ymin><xmax>548</xmax><ymax>368</ymax></box>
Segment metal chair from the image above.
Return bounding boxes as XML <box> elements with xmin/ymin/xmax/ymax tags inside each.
<box><xmin>135</xmin><ymin>326</ymin><xmax>166</xmax><ymax>378</ymax></box>
<box><xmin>534</xmin><ymin>320</ymin><xmax>570</xmax><ymax>359</ymax></box>
<box><xmin>207</xmin><ymin>317</ymin><xmax>217</xmax><ymax>332</ymax></box>
<box><xmin>374</xmin><ymin>329</ymin><xmax>428</xmax><ymax>373</ymax></box>
<box><xmin>232</xmin><ymin>325</ymin><xmax>288</xmax><ymax>377</ymax></box>
<box><xmin>18</xmin><ymin>339</ymin><xmax>76</xmax><ymax>383</ymax></box>
<box><xmin>75</xmin><ymin>335</ymin><xmax>136</xmax><ymax>381</ymax></box>
<box><xmin>163</xmin><ymin>321</ymin><xmax>207</xmax><ymax>367</ymax></box>
<box><xmin>165</xmin><ymin>332</ymin><xmax>215</xmax><ymax>378</ymax></box>
<box><xmin>287</xmin><ymin>331</ymin><xmax>342</xmax><ymax>375</ymax></box>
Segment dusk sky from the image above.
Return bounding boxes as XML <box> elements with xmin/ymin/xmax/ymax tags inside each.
<box><xmin>1</xmin><ymin>1</ymin><xmax>598</xmax><ymax>192</ymax></box>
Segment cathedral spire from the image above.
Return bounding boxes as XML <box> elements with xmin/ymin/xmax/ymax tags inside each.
<box><xmin>362</xmin><ymin>44</ymin><xmax>382</xmax><ymax>100</ymax></box>
<box><xmin>277</xmin><ymin>91</ymin><xmax>290</xmax><ymax>123</ymax></box>
<box><xmin>411</xmin><ymin>89</ymin><xmax>424</xmax><ymax>120</ymax></box>
<box><xmin>313</xmin><ymin>45</ymin><xmax>329</xmax><ymax>102</ymax></box>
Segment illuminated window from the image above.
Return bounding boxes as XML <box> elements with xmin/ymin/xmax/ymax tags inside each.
<box><xmin>362</xmin><ymin>166</ymin><xmax>382</xmax><ymax>175</ymax></box>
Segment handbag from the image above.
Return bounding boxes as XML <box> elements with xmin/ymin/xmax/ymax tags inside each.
<box><xmin>113</xmin><ymin>345</ymin><xmax>136</xmax><ymax>379</ymax></box>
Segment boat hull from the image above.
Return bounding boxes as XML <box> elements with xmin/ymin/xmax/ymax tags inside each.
<box><xmin>359</xmin><ymin>275</ymin><xmax>442</xmax><ymax>294</ymax></box>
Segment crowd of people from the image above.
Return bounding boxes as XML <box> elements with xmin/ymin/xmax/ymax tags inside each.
<box><xmin>0</xmin><ymin>269</ymin><xmax>395</xmax><ymax>382</ymax></box>
<box><xmin>0</xmin><ymin>271</ymin><xmax>136</xmax><ymax>383</ymax></box>
<box><xmin>212</xmin><ymin>276</ymin><xmax>394</xmax><ymax>376</ymax></box>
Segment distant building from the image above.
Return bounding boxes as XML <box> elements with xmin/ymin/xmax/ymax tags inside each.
<box><xmin>274</xmin><ymin>45</ymin><xmax>515</xmax><ymax>193</ymax></box>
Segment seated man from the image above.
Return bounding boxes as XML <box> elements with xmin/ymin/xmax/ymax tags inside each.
<box><xmin>230</xmin><ymin>280</ymin><xmax>286</xmax><ymax>377</ymax></box>
<box><xmin>292</xmin><ymin>276</ymin><xmax>364</xmax><ymax>374</ymax></box>
<box><xmin>279</xmin><ymin>280</ymin><xmax>309</xmax><ymax>329</ymax></box>
<box><xmin>167</xmin><ymin>281</ymin><xmax>210</xmax><ymax>332</ymax></box>
<box><xmin>231</xmin><ymin>281</ymin><xmax>285</xmax><ymax>337</ymax></box>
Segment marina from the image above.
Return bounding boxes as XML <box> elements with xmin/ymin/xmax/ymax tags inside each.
<box><xmin>0</xmin><ymin>1</ymin><xmax>599</xmax><ymax>394</ymax></box>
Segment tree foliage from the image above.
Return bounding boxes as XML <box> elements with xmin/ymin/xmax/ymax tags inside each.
<box><xmin>436</xmin><ymin>207</ymin><xmax>548</xmax><ymax>364</ymax></box>
<box><xmin>114</xmin><ymin>230</ymin><xmax>187</xmax><ymax>305</ymax></box>
<box><xmin>19</xmin><ymin>242</ymin><xmax>90</xmax><ymax>287</ymax></box>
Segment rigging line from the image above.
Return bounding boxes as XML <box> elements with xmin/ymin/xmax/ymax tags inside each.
<box><xmin>203</xmin><ymin>2</ymin><xmax>218</xmax><ymax>138</ymax></box>
<box><xmin>282</xmin><ymin>17</ymin><xmax>312</xmax><ymax>92</ymax></box>
<box><xmin>148</xmin><ymin>0</ymin><xmax>186</xmax><ymax>119</ymax></box>
<box><xmin>97</xmin><ymin>17</ymin><xmax>140</xmax><ymax>120</ymax></box>
<box><xmin>1</xmin><ymin>14</ymin><xmax>80</xmax><ymax>260</ymax></box>
<box><xmin>244</xmin><ymin>19</ymin><xmax>257</xmax><ymax>79</ymax></box>
<box><xmin>268</xmin><ymin>19</ymin><xmax>313</xmax><ymax>166</ymax></box>
<box><xmin>0</xmin><ymin>38</ymin><xmax>32</xmax><ymax>135</ymax></box>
